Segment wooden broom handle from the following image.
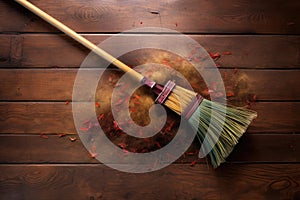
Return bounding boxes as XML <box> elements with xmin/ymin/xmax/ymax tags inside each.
<box><xmin>15</xmin><ymin>0</ymin><xmax>144</xmax><ymax>80</ymax></box>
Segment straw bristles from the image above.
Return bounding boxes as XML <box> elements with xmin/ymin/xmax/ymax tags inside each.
<box><xmin>164</xmin><ymin>85</ymin><xmax>197</xmax><ymax>115</ymax></box>
<box><xmin>164</xmin><ymin>85</ymin><xmax>257</xmax><ymax>168</ymax></box>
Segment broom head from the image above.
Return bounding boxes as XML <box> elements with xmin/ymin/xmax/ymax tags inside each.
<box><xmin>163</xmin><ymin>84</ymin><xmax>257</xmax><ymax>168</ymax></box>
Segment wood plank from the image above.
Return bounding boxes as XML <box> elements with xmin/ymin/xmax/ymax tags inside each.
<box><xmin>1</xmin><ymin>34</ymin><xmax>300</xmax><ymax>68</ymax></box>
<box><xmin>0</xmin><ymin>102</ymin><xmax>299</xmax><ymax>134</ymax></box>
<box><xmin>228</xmin><ymin>134</ymin><xmax>300</xmax><ymax>163</ymax></box>
<box><xmin>0</xmin><ymin>164</ymin><xmax>300</xmax><ymax>200</ymax></box>
<box><xmin>2</xmin><ymin>1</ymin><xmax>299</xmax><ymax>200</ymax></box>
<box><xmin>0</xmin><ymin>134</ymin><xmax>299</xmax><ymax>164</ymax></box>
<box><xmin>248</xmin><ymin>102</ymin><xmax>300</xmax><ymax>134</ymax></box>
<box><xmin>0</xmin><ymin>35</ymin><xmax>11</xmax><ymax>66</ymax></box>
<box><xmin>1</xmin><ymin>0</ymin><xmax>300</xmax><ymax>34</ymax></box>
<box><xmin>0</xmin><ymin>102</ymin><xmax>75</xmax><ymax>134</ymax></box>
<box><xmin>0</xmin><ymin>69</ymin><xmax>299</xmax><ymax>101</ymax></box>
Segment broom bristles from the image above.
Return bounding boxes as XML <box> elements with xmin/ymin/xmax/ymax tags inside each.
<box><xmin>164</xmin><ymin>85</ymin><xmax>257</xmax><ymax>168</ymax></box>
<box><xmin>164</xmin><ymin>86</ymin><xmax>196</xmax><ymax>115</ymax></box>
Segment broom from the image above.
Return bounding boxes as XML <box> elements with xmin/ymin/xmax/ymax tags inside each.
<box><xmin>15</xmin><ymin>0</ymin><xmax>257</xmax><ymax>168</ymax></box>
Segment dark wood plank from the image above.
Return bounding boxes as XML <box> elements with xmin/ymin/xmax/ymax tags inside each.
<box><xmin>0</xmin><ymin>134</ymin><xmax>299</xmax><ymax>164</ymax></box>
<box><xmin>0</xmin><ymin>102</ymin><xmax>299</xmax><ymax>134</ymax></box>
<box><xmin>1</xmin><ymin>0</ymin><xmax>300</xmax><ymax>34</ymax></box>
<box><xmin>0</xmin><ymin>102</ymin><xmax>75</xmax><ymax>134</ymax></box>
<box><xmin>0</xmin><ymin>164</ymin><xmax>300</xmax><ymax>200</ymax></box>
<box><xmin>2</xmin><ymin>1</ymin><xmax>299</xmax><ymax>200</ymax></box>
<box><xmin>0</xmin><ymin>134</ymin><xmax>96</xmax><ymax>164</ymax></box>
<box><xmin>0</xmin><ymin>69</ymin><xmax>299</xmax><ymax>101</ymax></box>
<box><xmin>248</xmin><ymin>102</ymin><xmax>300</xmax><ymax>134</ymax></box>
<box><xmin>228</xmin><ymin>134</ymin><xmax>300</xmax><ymax>163</ymax></box>
<box><xmin>1</xmin><ymin>34</ymin><xmax>299</xmax><ymax>68</ymax></box>
<box><xmin>0</xmin><ymin>35</ymin><xmax>11</xmax><ymax>66</ymax></box>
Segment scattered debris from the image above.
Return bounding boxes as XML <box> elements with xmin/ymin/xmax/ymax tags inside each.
<box><xmin>57</xmin><ymin>133</ymin><xmax>67</xmax><ymax>138</ymax></box>
<box><xmin>98</xmin><ymin>113</ymin><xmax>105</xmax><ymax>121</ymax></box>
<box><xmin>40</xmin><ymin>132</ymin><xmax>48</xmax><ymax>139</ymax></box>
<box><xmin>95</xmin><ymin>102</ymin><xmax>101</xmax><ymax>108</ymax></box>
<box><xmin>209</xmin><ymin>52</ymin><xmax>221</xmax><ymax>60</ymax></box>
<box><xmin>223</xmin><ymin>51</ymin><xmax>232</xmax><ymax>55</ymax></box>
<box><xmin>69</xmin><ymin>136</ymin><xmax>77</xmax><ymax>142</ymax></box>
<box><xmin>190</xmin><ymin>160</ymin><xmax>197</xmax><ymax>167</ymax></box>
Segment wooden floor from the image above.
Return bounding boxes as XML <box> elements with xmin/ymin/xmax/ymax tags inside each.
<box><xmin>1</xmin><ymin>0</ymin><xmax>300</xmax><ymax>199</ymax></box>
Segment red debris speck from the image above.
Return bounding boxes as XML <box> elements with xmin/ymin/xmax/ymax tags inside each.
<box><xmin>190</xmin><ymin>160</ymin><xmax>197</xmax><ymax>166</ymax></box>
<box><xmin>115</xmin><ymin>99</ymin><xmax>124</xmax><ymax>106</ymax></box>
<box><xmin>175</xmin><ymin>22</ymin><xmax>178</xmax><ymax>27</ymax></box>
<box><xmin>57</xmin><ymin>133</ymin><xmax>67</xmax><ymax>138</ymax></box>
<box><xmin>115</xmin><ymin>82</ymin><xmax>124</xmax><ymax>88</ymax></box>
<box><xmin>226</xmin><ymin>91</ymin><xmax>235</xmax><ymax>97</ymax></box>
<box><xmin>212</xmin><ymin>92</ymin><xmax>224</xmax><ymax>98</ymax></box>
<box><xmin>253</xmin><ymin>94</ymin><xmax>257</xmax><ymax>102</ymax></box>
<box><xmin>138</xmin><ymin>129</ymin><xmax>143</xmax><ymax>137</ymax></box>
<box><xmin>125</xmin><ymin>96</ymin><xmax>131</xmax><ymax>103</ymax></box>
<box><xmin>113</xmin><ymin>120</ymin><xmax>122</xmax><ymax>131</ymax></box>
<box><xmin>140</xmin><ymin>21</ymin><xmax>143</xmax><ymax>24</ymax></box>
<box><xmin>80</xmin><ymin>127</ymin><xmax>89</xmax><ymax>132</ymax></box>
<box><xmin>166</xmin><ymin>153</ymin><xmax>176</xmax><ymax>160</ymax></box>
<box><xmin>118</xmin><ymin>142</ymin><xmax>127</xmax><ymax>149</ymax></box>
<box><xmin>246</xmin><ymin>99</ymin><xmax>252</xmax><ymax>109</ymax></box>
<box><xmin>65</xmin><ymin>100</ymin><xmax>69</xmax><ymax>105</ymax></box>
<box><xmin>154</xmin><ymin>141</ymin><xmax>162</xmax><ymax>148</ymax></box>
<box><xmin>40</xmin><ymin>132</ymin><xmax>48</xmax><ymax>139</ymax></box>
<box><xmin>83</xmin><ymin>120</ymin><xmax>91</xmax><ymax>126</ymax></box>
<box><xmin>223</xmin><ymin>71</ymin><xmax>228</xmax><ymax>79</ymax></box>
<box><xmin>223</xmin><ymin>51</ymin><xmax>232</xmax><ymax>55</ymax></box>
<box><xmin>89</xmin><ymin>152</ymin><xmax>97</xmax><ymax>158</ymax></box>
<box><xmin>122</xmin><ymin>149</ymin><xmax>129</xmax><ymax>155</ymax></box>
<box><xmin>143</xmin><ymin>138</ymin><xmax>150</xmax><ymax>143</ymax></box>
<box><xmin>69</xmin><ymin>136</ymin><xmax>77</xmax><ymax>142</ymax></box>
<box><xmin>165</xmin><ymin>121</ymin><xmax>175</xmax><ymax>132</ymax></box>
<box><xmin>209</xmin><ymin>52</ymin><xmax>221</xmax><ymax>60</ymax></box>
<box><xmin>95</xmin><ymin>102</ymin><xmax>101</xmax><ymax>108</ymax></box>
<box><xmin>233</xmin><ymin>68</ymin><xmax>238</xmax><ymax>74</ymax></box>
<box><xmin>210</xmin><ymin>82</ymin><xmax>218</xmax><ymax>91</ymax></box>
<box><xmin>89</xmin><ymin>145</ymin><xmax>97</xmax><ymax>158</ymax></box>
<box><xmin>129</xmin><ymin>108</ymin><xmax>136</xmax><ymax>113</ymax></box>
<box><xmin>80</xmin><ymin>120</ymin><xmax>93</xmax><ymax>132</ymax></box>
<box><xmin>141</xmin><ymin>148</ymin><xmax>148</xmax><ymax>153</ymax></box>
<box><xmin>161</xmin><ymin>58</ymin><xmax>172</xmax><ymax>68</ymax></box>
<box><xmin>98</xmin><ymin>113</ymin><xmax>105</xmax><ymax>121</ymax></box>
<box><xmin>130</xmin><ymin>147</ymin><xmax>138</xmax><ymax>153</ymax></box>
<box><xmin>134</xmin><ymin>94</ymin><xmax>140</xmax><ymax>99</ymax></box>
<box><xmin>186</xmin><ymin>151</ymin><xmax>195</xmax><ymax>156</ymax></box>
<box><xmin>133</xmin><ymin>99</ymin><xmax>141</xmax><ymax>105</ymax></box>
<box><xmin>201</xmin><ymin>89</ymin><xmax>210</xmax><ymax>96</ymax></box>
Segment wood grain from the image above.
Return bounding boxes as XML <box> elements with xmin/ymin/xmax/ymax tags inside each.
<box><xmin>1</xmin><ymin>1</ymin><xmax>300</xmax><ymax>199</ymax></box>
<box><xmin>0</xmin><ymin>102</ymin><xmax>299</xmax><ymax>134</ymax></box>
<box><xmin>2</xmin><ymin>0</ymin><xmax>300</xmax><ymax>34</ymax></box>
<box><xmin>0</xmin><ymin>102</ymin><xmax>75</xmax><ymax>134</ymax></box>
<box><xmin>0</xmin><ymin>68</ymin><xmax>299</xmax><ymax>101</ymax></box>
<box><xmin>0</xmin><ymin>34</ymin><xmax>299</xmax><ymax>68</ymax></box>
<box><xmin>0</xmin><ymin>134</ymin><xmax>299</xmax><ymax>164</ymax></box>
<box><xmin>0</xmin><ymin>164</ymin><xmax>299</xmax><ymax>200</ymax></box>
